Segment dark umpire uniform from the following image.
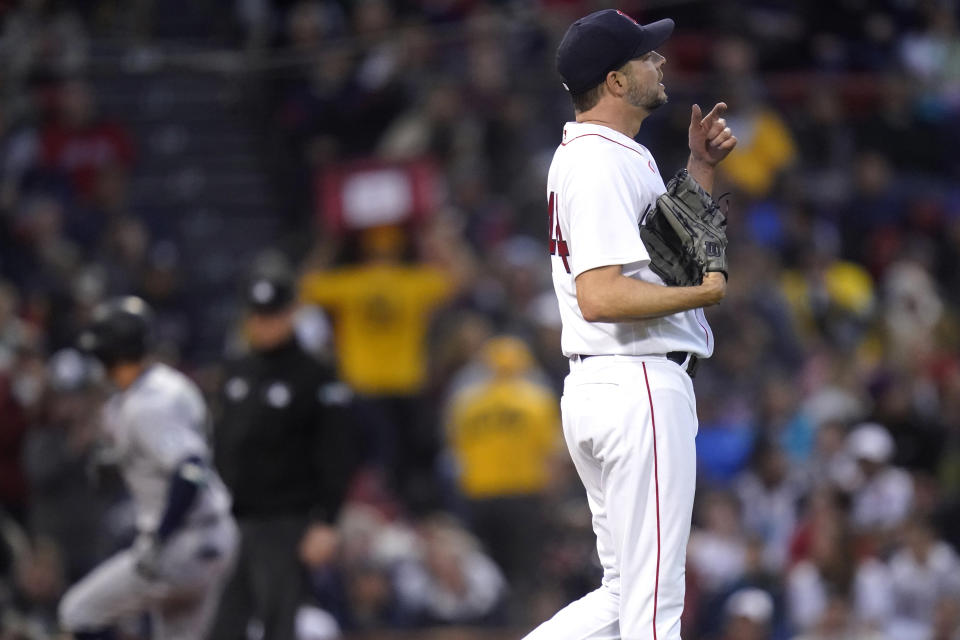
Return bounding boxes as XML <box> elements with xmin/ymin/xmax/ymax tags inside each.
<box><xmin>210</xmin><ymin>266</ymin><xmax>355</xmax><ymax>640</ymax></box>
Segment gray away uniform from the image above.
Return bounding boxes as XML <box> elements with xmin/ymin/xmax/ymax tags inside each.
<box><xmin>59</xmin><ymin>364</ymin><xmax>239</xmax><ymax>640</ymax></box>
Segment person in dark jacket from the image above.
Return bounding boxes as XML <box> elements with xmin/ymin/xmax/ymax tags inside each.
<box><xmin>210</xmin><ymin>262</ymin><xmax>356</xmax><ymax>640</ymax></box>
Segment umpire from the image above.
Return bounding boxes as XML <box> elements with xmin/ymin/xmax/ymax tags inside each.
<box><xmin>210</xmin><ymin>263</ymin><xmax>355</xmax><ymax>640</ymax></box>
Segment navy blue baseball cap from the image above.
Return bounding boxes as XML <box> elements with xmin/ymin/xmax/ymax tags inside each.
<box><xmin>557</xmin><ymin>10</ymin><xmax>674</xmax><ymax>95</ymax></box>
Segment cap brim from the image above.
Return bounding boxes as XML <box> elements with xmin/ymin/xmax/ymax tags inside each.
<box><xmin>635</xmin><ymin>18</ymin><xmax>674</xmax><ymax>57</ymax></box>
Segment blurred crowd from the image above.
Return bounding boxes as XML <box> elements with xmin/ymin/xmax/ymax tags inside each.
<box><xmin>2</xmin><ymin>0</ymin><xmax>960</xmax><ymax>639</ymax></box>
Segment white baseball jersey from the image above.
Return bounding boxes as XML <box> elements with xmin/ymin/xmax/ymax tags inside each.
<box><xmin>546</xmin><ymin>121</ymin><xmax>714</xmax><ymax>358</ymax></box>
<box><xmin>527</xmin><ymin>120</ymin><xmax>707</xmax><ymax>640</ymax></box>
<box><xmin>101</xmin><ymin>363</ymin><xmax>231</xmax><ymax>532</ymax></box>
<box><xmin>60</xmin><ymin>363</ymin><xmax>238</xmax><ymax>640</ymax></box>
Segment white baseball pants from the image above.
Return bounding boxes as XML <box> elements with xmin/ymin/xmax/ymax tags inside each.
<box><xmin>59</xmin><ymin>516</ymin><xmax>239</xmax><ymax>640</ymax></box>
<box><xmin>525</xmin><ymin>355</ymin><xmax>698</xmax><ymax>640</ymax></box>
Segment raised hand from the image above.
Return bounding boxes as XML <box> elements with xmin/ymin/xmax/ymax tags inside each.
<box><xmin>689</xmin><ymin>102</ymin><xmax>737</xmax><ymax>167</ymax></box>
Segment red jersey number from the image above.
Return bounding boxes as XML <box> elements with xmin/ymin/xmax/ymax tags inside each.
<box><xmin>548</xmin><ymin>191</ymin><xmax>570</xmax><ymax>273</ymax></box>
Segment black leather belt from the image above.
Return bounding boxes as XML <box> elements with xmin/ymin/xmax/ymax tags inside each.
<box><xmin>666</xmin><ymin>351</ymin><xmax>699</xmax><ymax>378</ymax></box>
<box><xmin>572</xmin><ymin>352</ymin><xmax>698</xmax><ymax>378</ymax></box>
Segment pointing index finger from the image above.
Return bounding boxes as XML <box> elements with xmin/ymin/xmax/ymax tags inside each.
<box><xmin>690</xmin><ymin>103</ymin><xmax>702</xmax><ymax>126</ymax></box>
<box><xmin>700</xmin><ymin>102</ymin><xmax>728</xmax><ymax>127</ymax></box>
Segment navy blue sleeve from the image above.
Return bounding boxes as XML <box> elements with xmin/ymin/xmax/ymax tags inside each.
<box><xmin>155</xmin><ymin>455</ymin><xmax>205</xmax><ymax>542</ymax></box>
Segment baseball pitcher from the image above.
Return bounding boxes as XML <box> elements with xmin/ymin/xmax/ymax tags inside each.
<box><xmin>526</xmin><ymin>10</ymin><xmax>736</xmax><ymax>640</ymax></box>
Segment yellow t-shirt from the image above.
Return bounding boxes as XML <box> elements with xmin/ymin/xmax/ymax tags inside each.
<box><xmin>720</xmin><ymin>109</ymin><xmax>796</xmax><ymax>197</ymax></box>
<box><xmin>447</xmin><ymin>377</ymin><xmax>560</xmax><ymax>499</ymax></box>
<box><xmin>780</xmin><ymin>260</ymin><xmax>874</xmax><ymax>338</ymax></box>
<box><xmin>301</xmin><ymin>264</ymin><xmax>452</xmax><ymax>394</ymax></box>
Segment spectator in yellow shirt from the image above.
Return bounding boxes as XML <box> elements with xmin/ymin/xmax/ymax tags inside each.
<box><xmin>709</xmin><ymin>38</ymin><xmax>797</xmax><ymax>198</ymax></box>
<box><xmin>300</xmin><ymin>223</ymin><xmax>467</xmax><ymax>511</ymax></box>
<box><xmin>445</xmin><ymin>336</ymin><xmax>562</xmax><ymax>606</ymax></box>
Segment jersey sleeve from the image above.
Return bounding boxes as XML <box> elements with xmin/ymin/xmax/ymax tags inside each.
<box><xmin>563</xmin><ymin>150</ymin><xmax>650</xmax><ymax>278</ymax></box>
<box><xmin>412</xmin><ymin>267</ymin><xmax>453</xmax><ymax>307</ymax></box>
<box><xmin>300</xmin><ymin>269</ymin><xmax>353</xmax><ymax>308</ymax></box>
<box><xmin>129</xmin><ymin>391</ymin><xmax>208</xmax><ymax>472</ymax></box>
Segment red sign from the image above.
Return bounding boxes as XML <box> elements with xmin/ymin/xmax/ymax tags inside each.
<box><xmin>316</xmin><ymin>158</ymin><xmax>439</xmax><ymax>232</ymax></box>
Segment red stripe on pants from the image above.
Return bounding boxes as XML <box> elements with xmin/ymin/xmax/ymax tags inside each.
<box><xmin>642</xmin><ymin>362</ymin><xmax>661</xmax><ymax>640</ymax></box>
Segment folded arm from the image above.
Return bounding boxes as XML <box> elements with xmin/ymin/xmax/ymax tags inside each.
<box><xmin>576</xmin><ymin>265</ymin><xmax>725</xmax><ymax>323</ymax></box>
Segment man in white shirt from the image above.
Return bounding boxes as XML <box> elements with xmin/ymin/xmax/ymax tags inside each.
<box><xmin>60</xmin><ymin>297</ymin><xmax>238</xmax><ymax>640</ymax></box>
<box><xmin>525</xmin><ymin>9</ymin><xmax>737</xmax><ymax>640</ymax></box>
<box><xmin>887</xmin><ymin>517</ymin><xmax>960</xmax><ymax>640</ymax></box>
<box><xmin>845</xmin><ymin>422</ymin><xmax>914</xmax><ymax>534</ymax></box>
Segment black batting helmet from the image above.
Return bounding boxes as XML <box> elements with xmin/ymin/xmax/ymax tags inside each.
<box><xmin>78</xmin><ymin>296</ymin><xmax>154</xmax><ymax>368</ymax></box>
